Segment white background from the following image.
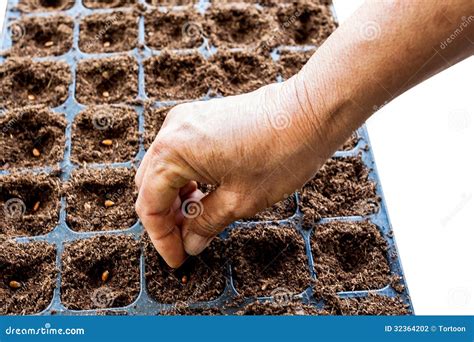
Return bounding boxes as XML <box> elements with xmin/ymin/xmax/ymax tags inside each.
<box><xmin>1</xmin><ymin>1</ymin><xmax>472</xmax><ymax>315</ymax></box>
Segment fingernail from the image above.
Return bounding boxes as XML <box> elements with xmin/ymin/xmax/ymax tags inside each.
<box><xmin>183</xmin><ymin>232</ymin><xmax>213</xmax><ymax>256</ymax></box>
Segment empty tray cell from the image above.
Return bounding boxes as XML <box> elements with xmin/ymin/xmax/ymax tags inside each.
<box><xmin>0</xmin><ymin>240</ymin><xmax>57</xmax><ymax>315</ymax></box>
<box><xmin>79</xmin><ymin>12</ymin><xmax>138</xmax><ymax>54</ymax></box>
<box><xmin>205</xmin><ymin>5</ymin><xmax>275</xmax><ymax>48</ymax></box>
<box><xmin>300</xmin><ymin>156</ymin><xmax>380</xmax><ymax>223</ymax></box>
<box><xmin>277</xmin><ymin>48</ymin><xmax>315</xmax><ymax>79</ymax></box>
<box><xmin>0</xmin><ymin>59</ymin><xmax>70</xmax><ymax>108</ymax></box>
<box><xmin>323</xmin><ymin>294</ymin><xmax>411</xmax><ymax>316</ymax></box>
<box><xmin>83</xmin><ymin>0</ymin><xmax>136</xmax><ymax>9</ymax></box>
<box><xmin>311</xmin><ymin>221</ymin><xmax>390</xmax><ymax>292</ymax></box>
<box><xmin>227</xmin><ymin>224</ymin><xmax>311</xmax><ymax>298</ymax></box>
<box><xmin>18</xmin><ymin>0</ymin><xmax>75</xmax><ymax>12</ymax></box>
<box><xmin>339</xmin><ymin>132</ymin><xmax>360</xmax><ymax>151</ymax></box>
<box><xmin>0</xmin><ymin>106</ymin><xmax>66</xmax><ymax>170</ymax></box>
<box><xmin>65</xmin><ymin>167</ymin><xmax>138</xmax><ymax>232</ymax></box>
<box><xmin>236</xmin><ymin>301</ymin><xmax>319</xmax><ymax>315</ymax></box>
<box><xmin>145</xmin><ymin>235</ymin><xmax>226</xmax><ymax>303</ymax></box>
<box><xmin>144</xmin><ymin>106</ymin><xmax>172</xmax><ymax>149</ymax></box>
<box><xmin>144</xmin><ymin>52</ymin><xmax>211</xmax><ymax>101</ymax></box>
<box><xmin>61</xmin><ymin>235</ymin><xmax>140</xmax><ymax>310</ymax></box>
<box><xmin>145</xmin><ymin>10</ymin><xmax>205</xmax><ymax>50</ymax></box>
<box><xmin>76</xmin><ymin>56</ymin><xmax>138</xmax><ymax>105</ymax></box>
<box><xmin>146</xmin><ymin>0</ymin><xmax>196</xmax><ymax>5</ymax></box>
<box><xmin>71</xmin><ymin>105</ymin><xmax>139</xmax><ymax>164</ymax></box>
<box><xmin>209</xmin><ymin>50</ymin><xmax>278</xmax><ymax>96</ymax></box>
<box><xmin>9</xmin><ymin>15</ymin><xmax>73</xmax><ymax>57</ymax></box>
<box><xmin>0</xmin><ymin>173</ymin><xmax>61</xmax><ymax>237</ymax></box>
<box><xmin>243</xmin><ymin>194</ymin><xmax>297</xmax><ymax>222</ymax></box>
<box><xmin>273</xmin><ymin>2</ymin><xmax>336</xmax><ymax>46</ymax></box>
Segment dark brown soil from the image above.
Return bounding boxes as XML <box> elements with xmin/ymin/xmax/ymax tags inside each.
<box><xmin>71</xmin><ymin>105</ymin><xmax>139</xmax><ymax>164</ymax></box>
<box><xmin>237</xmin><ymin>301</ymin><xmax>320</xmax><ymax>315</ymax></box>
<box><xmin>146</xmin><ymin>0</ymin><xmax>195</xmax><ymax>5</ymax></box>
<box><xmin>0</xmin><ymin>239</ymin><xmax>57</xmax><ymax>315</ymax></box>
<box><xmin>80</xmin><ymin>12</ymin><xmax>138</xmax><ymax>54</ymax></box>
<box><xmin>61</xmin><ymin>235</ymin><xmax>140</xmax><ymax>310</ymax></box>
<box><xmin>209</xmin><ymin>50</ymin><xmax>278</xmax><ymax>96</ymax></box>
<box><xmin>145</xmin><ymin>235</ymin><xmax>227</xmax><ymax>303</ymax></box>
<box><xmin>0</xmin><ymin>106</ymin><xmax>66</xmax><ymax>170</ymax></box>
<box><xmin>83</xmin><ymin>0</ymin><xmax>136</xmax><ymax>9</ymax></box>
<box><xmin>9</xmin><ymin>16</ymin><xmax>73</xmax><ymax>57</ymax></box>
<box><xmin>340</xmin><ymin>132</ymin><xmax>360</xmax><ymax>151</ymax></box>
<box><xmin>205</xmin><ymin>5</ymin><xmax>275</xmax><ymax>48</ymax></box>
<box><xmin>300</xmin><ymin>157</ymin><xmax>380</xmax><ymax>224</ymax></box>
<box><xmin>144</xmin><ymin>106</ymin><xmax>172</xmax><ymax>149</ymax></box>
<box><xmin>0</xmin><ymin>173</ymin><xmax>61</xmax><ymax>237</ymax></box>
<box><xmin>278</xmin><ymin>49</ymin><xmax>315</xmax><ymax>79</ymax></box>
<box><xmin>322</xmin><ymin>294</ymin><xmax>411</xmax><ymax>315</ymax></box>
<box><xmin>144</xmin><ymin>52</ymin><xmax>211</xmax><ymax>101</ymax></box>
<box><xmin>215</xmin><ymin>0</ymin><xmax>332</xmax><ymax>6</ymax></box>
<box><xmin>227</xmin><ymin>224</ymin><xmax>311</xmax><ymax>297</ymax></box>
<box><xmin>65</xmin><ymin>167</ymin><xmax>138</xmax><ymax>232</ymax></box>
<box><xmin>160</xmin><ymin>305</ymin><xmax>224</xmax><ymax>316</ymax></box>
<box><xmin>311</xmin><ymin>221</ymin><xmax>390</xmax><ymax>292</ymax></box>
<box><xmin>76</xmin><ymin>56</ymin><xmax>138</xmax><ymax>105</ymax></box>
<box><xmin>243</xmin><ymin>195</ymin><xmax>297</xmax><ymax>221</ymax></box>
<box><xmin>145</xmin><ymin>10</ymin><xmax>205</xmax><ymax>50</ymax></box>
<box><xmin>0</xmin><ymin>59</ymin><xmax>70</xmax><ymax>108</ymax></box>
<box><xmin>273</xmin><ymin>1</ymin><xmax>336</xmax><ymax>46</ymax></box>
<box><xmin>18</xmin><ymin>0</ymin><xmax>75</xmax><ymax>12</ymax></box>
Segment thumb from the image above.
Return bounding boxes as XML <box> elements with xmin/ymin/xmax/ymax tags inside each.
<box><xmin>181</xmin><ymin>188</ymin><xmax>238</xmax><ymax>255</ymax></box>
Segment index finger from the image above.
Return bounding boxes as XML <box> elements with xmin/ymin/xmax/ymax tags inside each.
<box><xmin>135</xmin><ymin>162</ymin><xmax>189</xmax><ymax>268</ymax></box>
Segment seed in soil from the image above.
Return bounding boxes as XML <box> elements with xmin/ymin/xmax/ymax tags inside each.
<box><xmin>273</xmin><ymin>2</ymin><xmax>336</xmax><ymax>46</ymax></box>
<box><xmin>145</xmin><ymin>10</ymin><xmax>205</xmax><ymax>50</ymax></box>
<box><xmin>61</xmin><ymin>235</ymin><xmax>140</xmax><ymax>310</ymax></box>
<box><xmin>0</xmin><ymin>106</ymin><xmax>67</xmax><ymax>170</ymax></box>
<box><xmin>204</xmin><ymin>5</ymin><xmax>275</xmax><ymax>48</ymax></box>
<box><xmin>144</xmin><ymin>234</ymin><xmax>227</xmax><ymax>303</ymax></box>
<box><xmin>65</xmin><ymin>167</ymin><xmax>137</xmax><ymax>232</ymax></box>
<box><xmin>0</xmin><ymin>240</ymin><xmax>56</xmax><ymax>315</ymax></box>
<box><xmin>18</xmin><ymin>0</ymin><xmax>75</xmax><ymax>12</ymax></box>
<box><xmin>227</xmin><ymin>224</ymin><xmax>312</xmax><ymax>298</ymax></box>
<box><xmin>209</xmin><ymin>50</ymin><xmax>278</xmax><ymax>96</ymax></box>
<box><xmin>0</xmin><ymin>172</ymin><xmax>61</xmax><ymax>237</ymax></box>
<box><xmin>71</xmin><ymin>105</ymin><xmax>139</xmax><ymax>164</ymax></box>
<box><xmin>143</xmin><ymin>106</ymin><xmax>172</xmax><ymax>149</ymax></box>
<box><xmin>0</xmin><ymin>59</ymin><xmax>70</xmax><ymax>108</ymax></box>
<box><xmin>83</xmin><ymin>0</ymin><xmax>136</xmax><ymax>9</ymax></box>
<box><xmin>300</xmin><ymin>156</ymin><xmax>380</xmax><ymax>224</ymax></box>
<box><xmin>76</xmin><ymin>56</ymin><xmax>138</xmax><ymax>105</ymax></box>
<box><xmin>322</xmin><ymin>294</ymin><xmax>411</xmax><ymax>315</ymax></box>
<box><xmin>79</xmin><ymin>12</ymin><xmax>138</xmax><ymax>54</ymax></box>
<box><xmin>144</xmin><ymin>52</ymin><xmax>212</xmax><ymax>101</ymax></box>
<box><xmin>311</xmin><ymin>220</ymin><xmax>390</xmax><ymax>292</ymax></box>
<box><xmin>277</xmin><ymin>49</ymin><xmax>316</xmax><ymax>80</ymax></box>
<box><xmin>8</xmin><ymin>16</ymin><xmax>73</xmax><ymax>57</ymax></box>
<box><xmin>242</xmin><ymin>194</ymin><xmax>297</xmax><ymax>222</ymax></box>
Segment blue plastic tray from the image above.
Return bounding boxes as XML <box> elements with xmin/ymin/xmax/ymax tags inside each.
<box><xmin>0</xmin><ymin>0</ymin><xmax>413</xmax><ymax>315</ymax></box>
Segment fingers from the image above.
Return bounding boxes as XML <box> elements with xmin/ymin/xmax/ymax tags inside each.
<box><xmin>135</xmin><ymin>162</ymin><xmax>189</xmax><ymax>268</ymax></box>
<box><xmin>182</xmin><ymin>188</ymin><xmax>239</xmax><ymax>255</ymax></box>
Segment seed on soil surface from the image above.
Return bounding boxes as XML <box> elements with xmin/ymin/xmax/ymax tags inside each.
<box><xmin>102</xmin><ymin>91</ymin><xmax>110</xmax><ymax>98</ymax></box>
<box><xmin>44</xmin><ymin>41</ymin><xmax>54</xmax><ymax>47</ymax></box>
<box><xmin>181</xmin><ymin>275</ymin><xmax>188</xmax><ymax>285</ymax></box>
<box><xmin>28</xmin><ymin>94</ymin><xmax>36</xmax><ymax>101</ymax></box>
<box><xmin>9</xmin><ymin>280</ymin><xmax>22</xmax><ymax>289</ymax></box>
<box><xmin>101</xmin><ymin>270</ymin><xmax>110</xmax><ymax>282</ymax></box>
<box><xmin>101</xmin><ymin>139</ymin><xmax>113</xmax><ymax>146</ymax></box>
<box><xmin>104</xmin><ymin>200</ymin><xmax>115</xmax><ymax>208</ymax></box>
<box><xmin>103</xmin><ymin>41</ymin><xmax>111</xmax><ymax>48</ymax></box>
<box><xmin>101</xmin><ymin>71</ymin><xmax>110</xmax><ymax>79</ymax></box>
<box><xmin>32</xmin><ymin>148</ymin><xmax>41</xmax><ymax>157</ymax></box>
<box><xmin>33</xmin><ymin>201</ymin><xmax>41</xmax><ymax>212</ymax></box>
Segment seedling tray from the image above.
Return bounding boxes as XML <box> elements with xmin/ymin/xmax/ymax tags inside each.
<box><xmin>0</xmin><ymin>0</ymin><xmax>413</xmax><ymax>315</ymax></box>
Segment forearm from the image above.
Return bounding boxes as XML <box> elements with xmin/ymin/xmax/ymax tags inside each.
<box><xmin>286</xmin><ymin>0</ymin><xmax>474</xmax><ymax>160</ymax></box>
